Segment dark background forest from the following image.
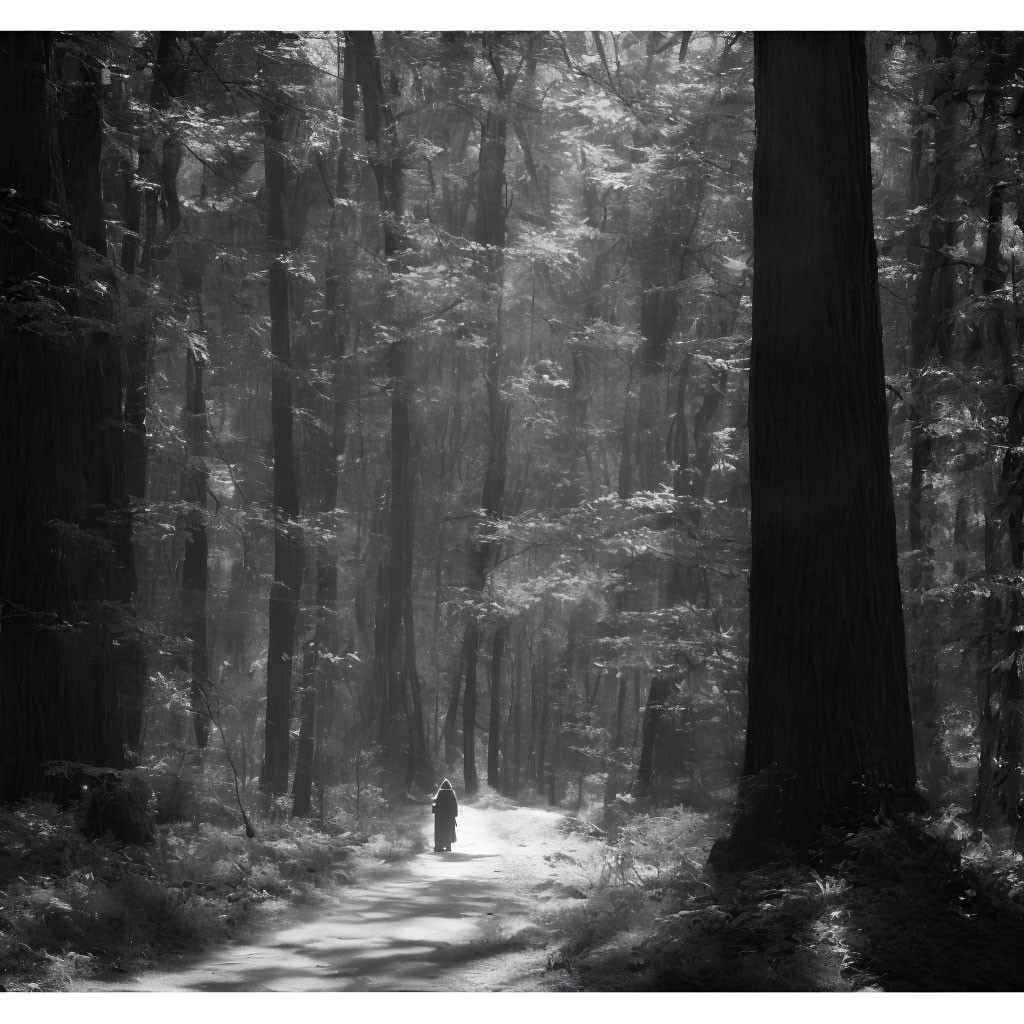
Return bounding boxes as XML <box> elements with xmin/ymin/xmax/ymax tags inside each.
<box><xmin>6</xmin><ymin>27</ymin><xmax>1024</xmax><ymax>992</ymax></box>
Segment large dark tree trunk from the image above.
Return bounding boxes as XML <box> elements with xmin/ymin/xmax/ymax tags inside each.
<box><xmin>714</xmin><ymin>33</ymin><xmax>917</xmax><ymax>865</ymax></box>
<box><xmin>0</xmin><ymin>33</ymin><xmax>139</xmax><ymax>798</ymax></box>
<box><xmin>261</xmin><ymin>78</ymin><xmax>305</xmax><ymax>797</ymax></box>
<box><xmin>59</xmin><ymin>42</ymin><xmax>149</xmax><ymax>762</ymax></box>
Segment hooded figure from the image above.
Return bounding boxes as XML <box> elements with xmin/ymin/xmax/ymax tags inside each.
<box><xmin>432</xmin><ymin>779</ymin><xmax>458</xmax><ymax>852</ymax></box>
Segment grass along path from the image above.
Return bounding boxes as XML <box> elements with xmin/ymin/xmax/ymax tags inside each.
<box><xmin>79</xmin><ymin>798</ymin><xmax>604</xmax><ymax>991</ymax></box>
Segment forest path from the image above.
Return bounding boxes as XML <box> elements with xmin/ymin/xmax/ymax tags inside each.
<box><xmin>81</xmin><ymin>799</ymin><xmax>602</xmax><ymax>991</ymax></box>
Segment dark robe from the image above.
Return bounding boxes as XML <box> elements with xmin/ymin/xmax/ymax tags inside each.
<box><xmin>432</xmin><ymin>786</ymin><xmax>458</xmax><ymax>850</ymax></box>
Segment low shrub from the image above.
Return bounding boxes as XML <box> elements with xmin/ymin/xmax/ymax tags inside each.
<box><xmin>553</xmin><ymin>811</ymin><xmax>1024</xmax><ymax>991</ymax></box>
<box><xmin>0</xmin><ymin>794</ymin><xmax>361</xmax><ymax>991</ymax></box>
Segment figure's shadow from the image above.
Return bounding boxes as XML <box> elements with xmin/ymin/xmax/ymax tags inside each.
<box><xmin>428</xmin><ymin>852</ymin><xmax>499</xmax><ymax>862</ymax></box>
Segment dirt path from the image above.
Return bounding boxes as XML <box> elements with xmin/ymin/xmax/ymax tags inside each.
<box><xmin>82</xmin><ymin>800</ymin><xmax>601</xmax><ymax>992</ymax></box>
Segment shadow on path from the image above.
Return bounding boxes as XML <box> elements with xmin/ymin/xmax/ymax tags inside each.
<box><xmin>85</xmin><ymin>802</ymin><xmax>580</xmax><ymax>992</ymax></box>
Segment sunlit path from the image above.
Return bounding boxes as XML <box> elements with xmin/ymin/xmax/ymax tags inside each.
<box><xmin>81</xmin><ymin>801</ymin><xmax>600</xmax><ymax>991</ymax></box>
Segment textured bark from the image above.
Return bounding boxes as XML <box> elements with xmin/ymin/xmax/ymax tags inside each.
<box><xmin>63</xmin><ymin>45</ymin><xmax>146</xmax><ymax>762</ymax></box>
<box><xmin>718</xmin><ymin>33</ymin><xmax>917</xmax><ymax>861</ymax></box>
<box><xmin>0</xmin><ymin>33</ymin><xmax>138</xmax><ymax>797</ymax></box>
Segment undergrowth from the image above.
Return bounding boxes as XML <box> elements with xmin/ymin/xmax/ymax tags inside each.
<box><xmin>547</xmin><ymin>807</ymin><xmax>1024</xmax><ymax>991</ymax></box>
<box><xmin>545</xmin><ymin>806</ymin><xmax>720</xmax><ymax>974</ymax></box>
<box><xmin>0</xmin><ymin>769</ymin><xmax>421</xmax><ymax>992</ymax></box>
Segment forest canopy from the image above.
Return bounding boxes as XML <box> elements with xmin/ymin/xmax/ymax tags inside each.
<box><xmin>3</xmin><ymin>27</ymin><xmax>1024</xmax><ymax>863</ymax></box>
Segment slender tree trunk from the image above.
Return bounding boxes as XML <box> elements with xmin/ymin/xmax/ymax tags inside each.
<box><xmin>444</xmin><ymin>641</ymin><xmax>464</xmax><ymax>767</ymax></box>
<box><xmin>634</xmin><ymin>287</ymin><xmax>677</xmax><ymax>491</ymax></box>
<box><xmin>261</xmin><ymin>78</ymin><xmax>305</xmax><ymax>796</ymax></box>
<box><xmin>906</xmin><ymin>32</ymin><xmax>958</xmax><ymax>807</ymax></box>
<box><xmin>617</xmin><ymin>394</ymin><xmax>636</xmax><ymax>499</ymax></box>
<box><xmin>512</xmin><ymin>642</ymin><xmax>522</xmax><ymax>796</ymax></box>
<box><xmin>548</xmin><ymin>710</ymin><xmax>561</xmax><ymax>807</ymax></box>
<box><xmin>462</xmin><ymin>616</ymin><xmax>481</xmax><ymax>794</ymax></box>
<box><xmin>535</xmin><ymin>659</ymin><xmax>548</xmax><ymax>796</ymax></box>
<box><xmin>633</xmin><ymin>676</ymin><xmax>673</xmax><ymax>801</ymax></box>
<box><xmin>402</xmin><ymin>450</ymin><xmax>432</xmax><ymax>786</ymax></box>
<box><xmin>349</xmin><ymin>31</ymin><xmax>404</xmax><ymax>257</ymax></box>
<box><xmin>969</xmin><ymin>32</ymin><xmax>1024</xmax><ymax>832</ymax></box>
<box><xmin>604</xmin><ymin>670</ymin><xmax>629</xmax><ymax>807</ymax></box>
<box><xmin>460</xmin><ymin>55</ymin><xmax>512</xmax><ymax>795</ymax></box>
<box><xmin>179</xmin><ymin>285</ymin><xmax>211</xmax><ymax>750</ymax></box>
<box><xmin>487</xmin><ymin>629</ymin><xmax>504</xmax><ymax>789</ymax></box>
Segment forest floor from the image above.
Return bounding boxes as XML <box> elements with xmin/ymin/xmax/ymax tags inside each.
<box><xmin>75</xmin><ymin>794</ymin><xmax>608</xmax><ymax>992</ymax></box>
<box><xmin>17</xmin><ymin>784</ymin><xmax>1024</xmax><ymax>992</ymax></box>
<box><xmin>559</xmin><ymin>814</ymin><xmax>1024</xmax><ymax>991</ymax></box>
